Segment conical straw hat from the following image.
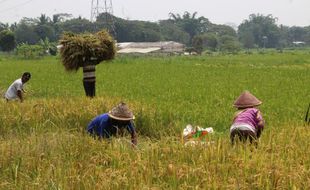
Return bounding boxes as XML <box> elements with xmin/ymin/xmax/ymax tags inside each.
<box><xmin>233</xmin><ymin>91</ymin><xmax>262</xmax><ymax>108</ymax></box>
<box><xmin>108</xmin><ymin>102</ymin><xmax>135</xmax><ymax>121</ymax></box>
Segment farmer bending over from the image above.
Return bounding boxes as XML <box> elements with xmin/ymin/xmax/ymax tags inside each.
<box><xmin>87</xmin><ymin>102</ymin><xmax>137</xmax><ymax>146</ymax></box>
<box><xmin>230</xmin><ymin>91</ymin><xmax>265</xmax><ymax>145</ymax></box>
<box><xmin>4</xmin><ymin>72</ymin><xmax>31</xmax><ymax>102</ymax></box>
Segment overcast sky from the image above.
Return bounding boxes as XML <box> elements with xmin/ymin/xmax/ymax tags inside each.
<box><xmin>0</xmin><ymin>0</ymin><xmax>309</xmax><ymax>27</ymax></box>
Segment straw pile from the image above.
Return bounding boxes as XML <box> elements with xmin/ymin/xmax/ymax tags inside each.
<box><xmin>59</xmin><ymin>30</ymin><xmax>116</xmax><ymax>71</ymax></box>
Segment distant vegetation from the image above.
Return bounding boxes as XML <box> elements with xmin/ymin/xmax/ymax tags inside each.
<box><xmin>0</xmin><ymin>12</ymin><xmax>310</xmax><ymax>55</ymax></box>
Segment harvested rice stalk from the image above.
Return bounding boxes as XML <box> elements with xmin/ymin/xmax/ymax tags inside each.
<box><xmin>59</xmin><ymin>30</ymin><xmax>116</xmax><ymax>71</ymax></box>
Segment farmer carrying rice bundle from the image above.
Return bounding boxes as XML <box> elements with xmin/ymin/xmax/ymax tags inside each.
<box><xmin>87</xmin><ymin>102</ymin><xmax>137</xmax><ymax>146</ymax></box>
<box><xmin>230</xmin><ymin>91</ymin><xmax>265</xmax><ymax>145</ymax></box>
<box><xmin>59</xmin><ymin>30</ymin><xmax>116</xmax><ymax>97</ymax></box>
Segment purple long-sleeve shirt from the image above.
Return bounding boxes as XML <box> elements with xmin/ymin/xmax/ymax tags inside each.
<box><xmin>232</xmin><ymin>108</ymin><xmax>264</xmax><ymax>132</ymax></box>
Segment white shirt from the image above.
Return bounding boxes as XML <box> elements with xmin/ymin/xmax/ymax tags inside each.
<box><xmin>4</xmin><ymin>78</ymin><xmax>24</xmax><ymax>100</ymax></box>
<box><xmin>230</xmin><ymin>123</ymin><xmax>257</xmax><ymax>135</ymax></box>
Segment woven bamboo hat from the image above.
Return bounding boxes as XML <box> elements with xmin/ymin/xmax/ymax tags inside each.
<box><xmin>108</xmin><ymin>102</ymin><xmax>135</xmax><ymax>121</ymax></box>
<box><xmin>233</xmin><ymin>91</ymin><xmax>262</xmax><ymax>108</ymax></box>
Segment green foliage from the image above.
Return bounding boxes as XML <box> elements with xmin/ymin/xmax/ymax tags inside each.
<box><xmin>240</xmin><ymin>30</ymin><xmax>255</xmax><ymax>49</ymax></box>
<box><xmin>15</xmin><ymin>43</ymin><xmax>45</xmax><ymax>59</ymax></box>
<box><xmin>192</xmin><ymin>35</ymin><xmax>204</xmax><ymax>54</ymax></box>
<box><xmin>15</xmin><ymin>22</ymin><xmax>40</xmax><ymax>45</ymax></box>
<box><xmin>38</xmin><ymin>38</ymin><xmax>57</xmax><ymax>55</ymax></box>
<box><xmin>4</xmin><ymin>12</ymin><xmax>310</xmax><ymax>52</ymax></box>
<box><xmin>61</xmin><ymin>17</ymin><xmax>95</xmax><ymax>34</ymax></box>
<box><xmin>113</xmin><ymin>19</ymin><xmax>161</xmax><ymax>42</ymax></box>
<box><xmin>0</xmin><ymin>22</ymin><xmax>9</xmax><ymax>32</ymax></box>
<box><xmin>159</xmin><ymin>20</ymin><xmax>190</xmax><ymax>44</ymax></box>
<box><xmin>36</xmin><ymin>14</ymin><xmax>51</xmax><ymax>25</ymax></box>
<box><xmin>208</xmin><ymin>24</ymin><xmax>237</xmax><ymax>37</ymax></box>
<box><xmin>0</xmin><ymin>30</ymin><xmax>16</xmax><ymax>52</ymax></box>
<box><xmin>34</xmin><ymin>24</ymin><xmax>55</xmax><ymax>42</ymax></box>
<box><xmin>204</xmin><ymin>33</ymin><xmax>218</xmax><ymax>51</ymax></box>
<box><xmin>38</xmin><ymin>38</ymin><xmax>51</xmax><ymax>52</ymax></box>
<box><xmin>48</xmin><ymin>43</ymin><xmax>58</xmax><ymax>56</ymax></box>
<box><xmin>238</xmin><ymin>14</ymin><xmax>281</xmax><ymax>48</ymax></box>
<box><xmin>169</xmin><ymin>11</ymin><xmax>211</xmax><ymax>43</ymax></box>
<box><xmin>288</xmin><ymin>26</ymin><xmax>308</xmax><ymax>43</ymax></box>
<box><xmin>219</xmin><ymin>35</ymin><xmax>241</xmax><ymax>53</ymax></box>
<box><xmin>193</xmin><ymin>33</ymin><xmax>218</xmax><ymax>51</ymax></box>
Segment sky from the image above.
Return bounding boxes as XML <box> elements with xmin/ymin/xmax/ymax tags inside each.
<box><xmin>0</xmin><ymin>0</ymin><xmax>310</xmax><ymax>27</ymax></box>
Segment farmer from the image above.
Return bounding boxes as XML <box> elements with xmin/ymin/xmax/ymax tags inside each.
<box><xmin>87</xmin><ymin>102</ymin><xmax>137</xmax><ymax>146</ymax></box>
<box><xmin>83</xmin><ymin>64</ymin><xmax>96</xmax><ymax>98</ymax></box>
<box><xmin>4</xmin><ymin>72</ymin><xmax>31</xmax><ymax>102</ymax></box>
<box><xmin>230</xmin><ymin>91</ymin><xmax>265</xmax><ymax>145</ymax></box>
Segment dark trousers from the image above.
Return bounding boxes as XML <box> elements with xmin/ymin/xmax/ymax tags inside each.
<box><xmin>230</xmin><ymin>129</ymin><xmax>258</xmax><ymax>145</ymax></box>
<box><xmin>83</xmin><ymin>81</ymin><xmax>95</xmax><ymax>98</ymax></box>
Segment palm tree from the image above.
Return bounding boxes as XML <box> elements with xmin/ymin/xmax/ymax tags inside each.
<box><xmin>169</xmin><ymin>11</ymin><xmax>210</xmax><ymax>43</ymax></box>
<box><xmin>37</xmin><ymin>14</ymin><xmax>51</xmax><ymax>25</ymax></box>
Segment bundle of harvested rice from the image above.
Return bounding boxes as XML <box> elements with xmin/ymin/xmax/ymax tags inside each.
<box><xmin>59</xmin><ymin>30</ymin><xmax>116</xmax><ymax>71</ymax></box>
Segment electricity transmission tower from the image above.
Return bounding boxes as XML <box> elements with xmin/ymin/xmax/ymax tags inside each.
<box><xmin>91</xmin><ymin>0</ymin><xmax>116</xmax><ymax>36</ymax></box>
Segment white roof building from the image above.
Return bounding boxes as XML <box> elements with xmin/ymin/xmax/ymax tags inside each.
<box><xmin>117</xmin><ymin>41</ymin><xmax>185</xmax><ymax>54</ymax></box>
<box><xmin>292</xmin><ymin>41</ymin><xmax>306</xmax><ymax>45</ymax></box>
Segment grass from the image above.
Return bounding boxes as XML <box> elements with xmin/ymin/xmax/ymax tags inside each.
<box><xmin>0</xmin><ymin>50</ymin><xmax>309</xmax><ymax>189</ymax></box>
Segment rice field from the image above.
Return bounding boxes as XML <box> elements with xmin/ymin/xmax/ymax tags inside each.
<box><xmin>0</xmin><ymin>51</ymin><xmax>309</xmax><ymax>189</ymax></box>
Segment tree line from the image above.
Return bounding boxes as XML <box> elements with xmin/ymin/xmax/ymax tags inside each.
<box><xmin>0</xmin><ymin>12</ymin><xmax>310</xmax><ymax>54</ymax></box>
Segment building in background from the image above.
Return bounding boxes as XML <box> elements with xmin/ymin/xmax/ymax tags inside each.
<box><xmin>117</xmin><ymin>41</ymin><xmax>185</xmax><ymax>54</ymax></box>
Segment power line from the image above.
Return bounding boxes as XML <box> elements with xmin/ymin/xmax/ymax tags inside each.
<box><xmin>0</xmin><ymin>0</ymin><xmax>36</xmax><ymax>14</ymax></box>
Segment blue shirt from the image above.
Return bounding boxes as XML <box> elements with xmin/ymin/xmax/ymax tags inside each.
<box><xmin>87</xmin><ymin>113</ymin><xmax>136</xmax><ymax>138</ymax></box>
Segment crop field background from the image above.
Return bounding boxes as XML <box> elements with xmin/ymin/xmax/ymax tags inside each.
<box><xmin>0</xmin><ymin>51</ymin><xmax>309</xmax><ymax>189</ymax></box>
